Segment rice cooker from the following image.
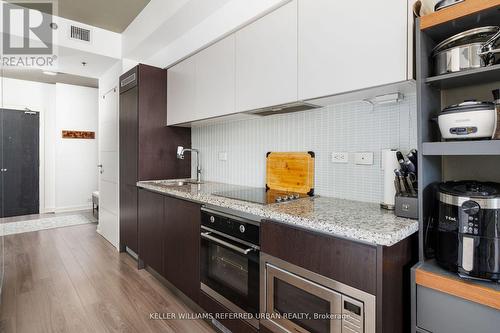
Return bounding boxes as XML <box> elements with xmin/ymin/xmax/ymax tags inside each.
<box><xmin>438</xmin><ymin>100</ymin><xmax>497</xmax><ymax>139</ymax></box>
<box><xmin>436</xmin><ymin>181</ymin><xmax>500</xmax><ymax>281</ymax></box>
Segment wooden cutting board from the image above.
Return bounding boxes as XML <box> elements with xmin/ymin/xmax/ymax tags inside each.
<box><xmin>266</xmin><ymin>152</ymin><xmax>315</xmax><ymax>195</ymax></box>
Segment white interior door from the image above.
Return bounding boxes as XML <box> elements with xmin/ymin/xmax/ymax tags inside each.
<box><xmin>97</xmin><ymin>87</ymin><xmax>119</xmax><ymax>249</ymax></box>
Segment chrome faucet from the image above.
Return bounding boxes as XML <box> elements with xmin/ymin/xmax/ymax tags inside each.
<box><xmin>177</xmin><ymin>146</ymin><xmax>201</xmax><ymax>183</ymax></box>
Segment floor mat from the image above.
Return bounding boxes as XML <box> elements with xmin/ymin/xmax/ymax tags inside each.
<box><xmin>0</xmin><ymin>214</ymin><xmax>97</xmax><ymax>236</ymax></box>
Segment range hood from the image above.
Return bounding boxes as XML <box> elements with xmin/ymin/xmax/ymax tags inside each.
<box><xmin>245</xmin><ymin>101</ymin><xmax>320</xmax><ymax>116</ymax></box>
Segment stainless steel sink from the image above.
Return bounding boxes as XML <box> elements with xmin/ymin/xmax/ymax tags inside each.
<box><xmin>159</xmin><ymin>180</ymin><xmax>203</xmax><ymax>186</ymax></box>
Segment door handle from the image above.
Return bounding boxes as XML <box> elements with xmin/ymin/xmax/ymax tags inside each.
<box><xmin>97</xmin><ymin>164</ymin><xmax>103</xmax><ymax>174</ymax></box>
<box><xmin>462</xmin><ymin>236</ymin><xmax>474</xmax><ymax>272</ymax></box>
<box><xmin>200</xmin><ymin>232</ymin><xmax>255</xmax><ymax>255</ymax></box>
<box><xmin>0</xmin><ymin>168</ymin><xmax>7</xmax><ymax>172</ymax></box>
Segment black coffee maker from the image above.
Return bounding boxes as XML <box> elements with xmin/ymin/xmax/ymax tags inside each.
<box><xmin>435</xmin><ymin>181</ymin><xmax>500</xmax><ymax>281</ymax></box>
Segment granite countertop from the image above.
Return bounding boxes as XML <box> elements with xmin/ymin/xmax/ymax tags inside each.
<box><xmin>137</xmin><ymin>179</ymin><xmax>419</xmax><ymax>247</ymax></box>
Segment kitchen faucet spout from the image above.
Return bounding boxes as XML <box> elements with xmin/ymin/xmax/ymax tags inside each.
<box><xmin>176</xmin><ymin>146</ymin><xmax>201</xmax><ymax>182</ymax></box>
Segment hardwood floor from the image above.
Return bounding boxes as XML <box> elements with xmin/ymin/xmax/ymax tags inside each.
<box><xmin>0</xmin><ymin>223</ymin><xmax>216</xmax><ymax>333</ymax></box>
<box><xmin>0</xmin><ymin>210</ymin><xmax>96</xmax><ymax>224</ymax></box>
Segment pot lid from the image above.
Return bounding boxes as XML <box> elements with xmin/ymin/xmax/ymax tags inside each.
<box><xmin>432</xmin><ymin>26</ymin><xmax>499</xmax><ymax>56</ymax></box>
<box><xmin>439</xmin><ymin>181</ymin><xmax>500</xmax><ymax>198</ymax></box>
<box><xmin>441</xmin><ymin>100</ymin><xmax>495</xmax><ymax>114</ymax></box>
<box><xmin>435</xmin><ymin>0</ymin><xmax>464</xmax><ymax>11</ymax></box>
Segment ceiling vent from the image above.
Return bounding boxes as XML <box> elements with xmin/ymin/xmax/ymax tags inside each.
<box><xmin>70</xmin><ymin>25</ymin><xmax>91</xmax><ymax>42</ymax></box>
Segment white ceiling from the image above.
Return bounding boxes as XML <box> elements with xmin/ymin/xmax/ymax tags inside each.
<box><xmin>122</xmin><ymin>0</ymin><xmax>288</xmax><ymax>68</ymax></box>
<box><xmin>0</xmin><ymin>45</ymin><xmax>120</xmax><ymax>87</ymax></box>
<box><xmin>123</xmin><ymin>0</ymin><xmax>230</xmax><ymax>60</ymax></box>
<box><xmin>56</xmin><ymin>46</ymin><xmax>120</xmax><ymax>79</ymax></box>
<box><xmin>13</xmin><ymin>0</ymin><xmax>151</xmax><ymax>33</ymax></box>
<box><xmin>1</xmin><ymin>68</ymin><xmax>98</xmax><ymax>88</ymax></box>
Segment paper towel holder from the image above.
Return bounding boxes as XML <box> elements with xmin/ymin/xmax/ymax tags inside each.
<box><xmin>381</xmin><ymin>149</ymin><xmax>399</xmax><ymax>210</ymax></box>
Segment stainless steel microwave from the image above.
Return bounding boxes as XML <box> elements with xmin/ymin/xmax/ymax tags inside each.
<box><xmin>260</xmin><ymin>253</ymin><xmax>376</xmax><ymax>333</ymax></box>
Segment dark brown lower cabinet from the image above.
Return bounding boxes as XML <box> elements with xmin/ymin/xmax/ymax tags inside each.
<box><xmin>137</xmin><ymin>188</ymin><xmax>201</xmax><ymax>303</ymax></box>
<box><xmin>164</xmin><ymin>196</ymin><xmax>201</xmax><ymax>303</ymax></box>
<box><xmin>138</xmin><ymin>189</ymin><xmax>165</xmax><ymax>275</ymax></box>
<box><xmin>261</xmin><ymin>220</ymin><xmax>417</xmax><ymax>333</ymax></box>
<box><xmin>119</xmin><ymin>184</ymin><xmax>138</xmax><ymax>253</ymax></box>
<box><xmin>199</xmin><ymin>291</ymin><xmax>258</xmax><ymax>333</ymax></box>
<box><xmin>258</xmin><ymin>324</ymin><xmax>274</xmax><ymax>333</ymax></box>
<box><xmin>261</xmin><ymin>220</ymin><xmax>377</xmax><ymax>294</ymax></box>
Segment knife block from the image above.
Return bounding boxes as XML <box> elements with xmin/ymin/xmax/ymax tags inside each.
<box><xmin>395</xmin><ymin>195</ymin><xmax>419</xmax><ymax>220</ymax></box>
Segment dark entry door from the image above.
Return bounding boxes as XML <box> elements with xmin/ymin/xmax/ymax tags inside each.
<box><xmin>1</xmin><ymin>109</ymin><xmax>40</xmax><ymax>218</ymax></box>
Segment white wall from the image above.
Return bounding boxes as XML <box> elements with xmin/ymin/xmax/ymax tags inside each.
<box><xmin>54</xmin><ymin>16</ymin><xmax>122</xmax><ymax>60</ymax></box>
<box><xmin>192</xmin><ymin>94</ymin><xmax>417</xmax><ymax>204</ymax></box>
<box><xmin>55</xmin><ymin>83</ymin><xmax>98</xmax><ymax>211</ymax></box>
<box><xmin>96</xmin><ymin>59</ymin><xmax>138</xmax><ymax>249</ymax></box>
<box><xmin>0</xmin><ymin>77</ymin><xmax>55</xmax><ymax>212</ymax></box>
<box><xmin>122</xmin><ymin>0</ymin><xmax>288</xmax><ymax>68</ymax></box>
<box><xmin>122</xmin><ymin>0</ymin><xmax>191</xmax><ymax>57</ymax></box>
<box><xmin>0</xmin><ymin>1</ymin><xmax>122</xmax><ymax>60</ymax></box>
<box><xmin>0</xmin><ymin>77</ymin><xmax>98</xmax><ymax>213</ymax></box>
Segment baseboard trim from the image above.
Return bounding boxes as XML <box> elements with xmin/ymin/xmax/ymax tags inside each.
<box><xmin>53</xmin><ymin>205</ymin><xmax>92</xmax><ymax>213</ymax></box>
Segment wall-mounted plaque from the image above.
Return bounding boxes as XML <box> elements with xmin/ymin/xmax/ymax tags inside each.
<box><xmin>62</xmin><ymin>130</ymin><xmax>95</xmax><ymax>139</ymax></box>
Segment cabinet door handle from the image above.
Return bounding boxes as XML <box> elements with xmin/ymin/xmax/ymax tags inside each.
<box><xmin>200</xmin><ymin>232</ymin><xmax>254</xmax><ymax>255</ymax></box>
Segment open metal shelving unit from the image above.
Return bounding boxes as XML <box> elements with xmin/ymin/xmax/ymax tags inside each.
<box><xmin>416</xmin><ymin>6</ymin><xmax>500</xmax><ymax>262</ymax></box>
<box><xmin>422</xmin><ymin>140</ymin><xmax>500</xmax><ymax>156</ymax></box>
<box><xmin>412</xmin><ymin>3</ymin><xmax>500</xmax><ymax>332</ymax></box>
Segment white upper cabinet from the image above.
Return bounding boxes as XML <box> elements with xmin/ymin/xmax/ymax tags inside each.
<box><xmin>167</xmin><ymin>36</ymin><xmax>236</xmax><ymax>125</ymax></box>
<box><xmin>167</xmin><ymin>0</ymin><xmax>412</xmax><ymax>125</ymax></box>
<box><xmin>194</xmin><ymin>35</ymin><xmax>235</xmax><ymax>120</ymax></box>
<box><xmin>167</xmin><ymin>57</ymin><xmax>195</xmax><ymax>125</ymax></box>
<box><xmin>298</xmin><ymin>0</ymin><xmax>408</xmax><ymax>101</ymax></box>
<box><xmin>235</xmin><ymin>0</ymin><xmax>298</xmax><ymax>112</ymax></box>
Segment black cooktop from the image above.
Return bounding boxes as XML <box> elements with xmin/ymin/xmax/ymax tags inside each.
<box><xmin>213</xmin><ymin>188</ymin><xmax>309</xmax><ymax>205</ymax></box>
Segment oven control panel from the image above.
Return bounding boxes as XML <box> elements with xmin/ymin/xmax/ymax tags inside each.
<box><xmin>342</xmin><ymin>296</ymin><xmax>364</xmax><ymax>333</ymax></box>
<box><xmin>460</xmin><ymin>200</ymin><xmax>481</xmax><ymax>235</ymax></box>
<box><xmin>201</xmin><ymin>209</ymin><xmax>259</xmax><ymax>245</ymax></box>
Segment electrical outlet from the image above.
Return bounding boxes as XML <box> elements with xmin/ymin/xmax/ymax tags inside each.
<box><xmin>332</xmin><ymin>152</ymin><xmax>349</xmax><ymax>163</ymax></box>
<box><xmin>218</xmin><ymin>152</ymin><xmax>227</xmax><ymax>161</ymax></box>
<box><xmin>354</xmin><ymin>152</ymin><xmax>374</xmax><ymax>165</ymax></box>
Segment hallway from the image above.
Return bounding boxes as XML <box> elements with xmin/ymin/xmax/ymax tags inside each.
<box><xmin>0</xmin><ymin>223</ymin><xmax>215</xmax><ymax>333</ymax></box>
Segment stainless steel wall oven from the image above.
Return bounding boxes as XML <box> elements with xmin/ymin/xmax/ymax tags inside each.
<box><xmin>200</xmin><ymin>206</ymin><xmax>260</xmax><ymax>328</ymax></box>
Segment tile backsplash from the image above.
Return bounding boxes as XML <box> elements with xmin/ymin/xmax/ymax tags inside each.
<box><xmin>192</xmin><ymin>94</ymin><xmax>417</xmax><ymax>203</ymax></box>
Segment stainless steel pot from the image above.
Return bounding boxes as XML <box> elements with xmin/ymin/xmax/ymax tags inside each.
<box><xmin>432</xmin><ymin>26</ymin><xmax>500</xmax><ymax>75</ymax></box>
<box><xmin>434</xmin><ymin>0</ymin><xmax>464</xmax><ymax>11</ymax></box>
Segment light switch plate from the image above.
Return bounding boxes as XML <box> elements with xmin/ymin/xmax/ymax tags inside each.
<box><xmin>332</xmin><ymin>152</ymin><xmax>349</xmax><ymax>163</ymax></box>
<box><xmin>218</xmin><ymin>152</ymin><xmax>228</xmax><ymax>161</ymax></box>
<box><xmin>354</xmin><ymin>152</ymin><xmax>374</xmax><ymax>165</ymax></box>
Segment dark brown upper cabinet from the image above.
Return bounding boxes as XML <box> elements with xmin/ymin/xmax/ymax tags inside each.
<box><xmin>119</xmin><ymin>64</ymin><xmax>191</xmax><ymax>254</ymax></box>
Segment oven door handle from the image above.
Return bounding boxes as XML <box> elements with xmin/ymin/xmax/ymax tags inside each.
<box><xmin>200</xmin><ymin>232</ymin><xmax>255</xmax><ymax>255</ymax></box>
